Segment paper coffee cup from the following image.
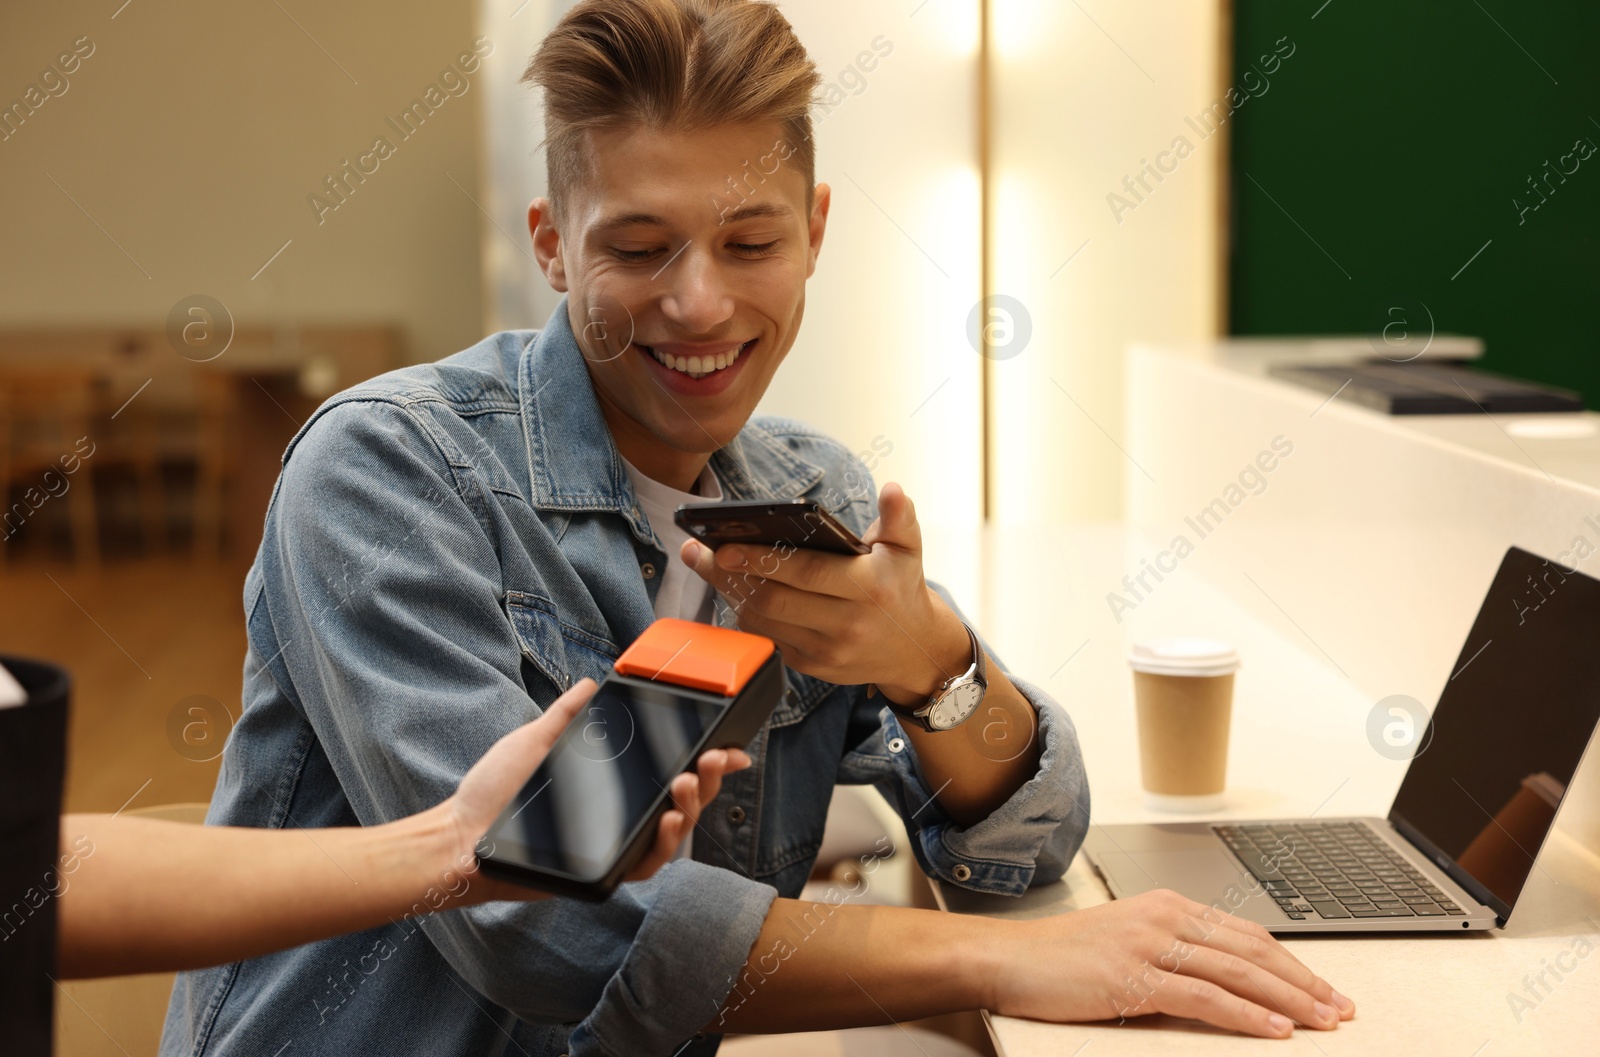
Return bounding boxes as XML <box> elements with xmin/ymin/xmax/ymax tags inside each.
<box><xmin>1129</xmin><ymin>640</ymin><xmax>1240</xmax><ymax>813</ymax></box>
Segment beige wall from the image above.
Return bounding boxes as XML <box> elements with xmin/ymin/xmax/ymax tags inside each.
<box><xmin>477</xmin><ymin>0</ymin><xmax>566</xmax><ymax>335</ymax></box>
<box><xmin>0</xmin><ymin>0</ymin><xmax>485</xmax><ymax>365</ymax></box>
<box><xmin>2</xmin><ymin>0</ymin><xmax>1227</xmax><ymax>523</ymax></box>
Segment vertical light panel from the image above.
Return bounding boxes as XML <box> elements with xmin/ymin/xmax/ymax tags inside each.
<box><xmin>477</xmin><ymin>0</ymin><xmax>568</xmax><ymax>333</ymax></box>
<box><xmin>758</xmin><ymin>1</ymin><xmax>985</xmax><ymax>531</ymax></box>
<box><xmin>987</xmin><ymin>0</ymin><xmax>1226</xmax><ymax>523</ymax></box>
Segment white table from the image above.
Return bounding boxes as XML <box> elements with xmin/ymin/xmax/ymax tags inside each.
<box><xmin>919</xmin><ymin>524</ymin><xmax>1600</xmax><ymax>1056</ymax></box>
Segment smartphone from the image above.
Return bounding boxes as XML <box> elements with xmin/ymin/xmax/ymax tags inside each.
<box><xmin>478</xmin><ymin>647</ymin><xmax>785</xmax><ymax>901</ymax></box>
<box><xmin>674</xmin><ymin>499</ymin><xmax>871</xmax><ymax>556</ymax></box>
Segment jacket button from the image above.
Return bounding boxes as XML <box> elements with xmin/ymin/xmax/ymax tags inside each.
<box><xmin>887</xmin><ymin>737</ymin><xmax>905</xmax><ymax>754</ymax></box>
<box><xmin>641</xmin><ymin>562</ymin><xmax>657</xmax><ymax>579</ymax></box>
<box><xmin>727</xmin><ymin>805</ymin><xmax>746</xmax><ymax>824</ymax></box>
<box><xmin>952</xmin><ymin>864</ymin><xmax>973</xmax><ymax>882</ymax></box>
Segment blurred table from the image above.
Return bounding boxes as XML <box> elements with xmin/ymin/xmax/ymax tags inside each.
<box><xmin>0</xmin><ymin>324</ymin><xmax>397</xmax><ymax>559</ymax></box>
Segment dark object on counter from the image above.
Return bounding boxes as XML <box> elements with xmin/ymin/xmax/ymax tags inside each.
<box><xmin>1268</xmin><ymin>360</ymin><xmax>1585</xmax><ymax>414</ymax></box>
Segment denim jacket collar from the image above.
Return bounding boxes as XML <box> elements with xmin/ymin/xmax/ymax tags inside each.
<box><xmin>518</xmin><ymin>297</ymin><xmax>825</xmax><ymax>544</ymax></box>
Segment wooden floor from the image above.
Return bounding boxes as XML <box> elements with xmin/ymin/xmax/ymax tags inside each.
<box><xmin>0</xmin><ymin>554</ymin><xmax>254</xmax><ymax>814</ymax></box>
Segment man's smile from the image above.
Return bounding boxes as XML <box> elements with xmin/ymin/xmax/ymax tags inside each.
<box><xmin>636</xmin><ymin>337</ymin><xmax>758</xmax><ymax>393</ymax></box>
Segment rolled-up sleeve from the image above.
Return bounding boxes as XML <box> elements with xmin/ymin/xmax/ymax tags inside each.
<box><xmin>430</xmin><ymin>860</ymin><xmax>775</xmax><ymax>1055</ymax></box>
<box><xmin>835</xmin><ymin>589</ymin><xmax>1091</xmax><ymax>897</ymax></box>
<box><xmin>261</xmin><ymin>398</ymin><xmax>774</xmax><ymax>1055</ymax></box>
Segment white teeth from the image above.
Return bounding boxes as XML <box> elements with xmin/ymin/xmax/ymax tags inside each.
<box><xmin>648</xmin><ymin>342</ymin><xmax>748</xmax><ymax>377</ymax></box>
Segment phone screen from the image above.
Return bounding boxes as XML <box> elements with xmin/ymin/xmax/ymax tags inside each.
<box><xmin>486</xmin><ymin>681</ymin><xmax>726</xmax><ymax>881</ymax></box>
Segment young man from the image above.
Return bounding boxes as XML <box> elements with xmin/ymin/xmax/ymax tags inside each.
<box><xmin>163</xmin><ymin>2</ymin><xmax>1352</xmax><ymax>1054</ymax></box>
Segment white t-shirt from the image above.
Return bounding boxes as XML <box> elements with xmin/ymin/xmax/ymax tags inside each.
<box><xmin>620</xmin><ymin>456</ymin><xmax>724</xmax><ymax>623</ymax></box>
<box><xmin>619</xmin><ymin>457</ymin><xmax>725</xmax><ymax>864</ymax></box>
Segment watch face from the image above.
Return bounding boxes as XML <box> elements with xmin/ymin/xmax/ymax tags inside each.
<box><xmin>928</xmin><ymin>680</ymin><xmax>984</xmax><ymax>730</ymax></box>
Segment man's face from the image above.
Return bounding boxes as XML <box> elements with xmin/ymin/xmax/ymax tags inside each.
<box><xmin>532</xmin><ymin>121</ymin><xmax>829</xmax><ymax>456</ymax></box>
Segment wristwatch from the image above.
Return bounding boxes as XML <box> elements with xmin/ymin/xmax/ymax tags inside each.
<box><xmin>893</xmin><ymin>623</ymin><xmax>988</xmax><ymax>732</ymax></box>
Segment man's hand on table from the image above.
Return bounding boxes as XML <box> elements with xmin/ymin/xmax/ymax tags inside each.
<box><xmin>717</xmin><ymin>888</ymin><xmax>1354</xmax><ymax>1041</ymax></box>
<box><xmin>983</xmin><ymin>889</ymin><xmax>1356</xmax><ymax>1038</ymax></box>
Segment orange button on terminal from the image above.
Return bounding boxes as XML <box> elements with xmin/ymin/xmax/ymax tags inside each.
<box><xmin>614</xmin><ymin>618</ymin><xmax>776</xmax><ymax>696</ymax></box>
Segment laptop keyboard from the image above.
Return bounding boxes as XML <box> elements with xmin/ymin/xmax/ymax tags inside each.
<box><xmin>1215</xmin><ymin>821</ymin><xmax>1467</xmax><ymax>921</ymax></box>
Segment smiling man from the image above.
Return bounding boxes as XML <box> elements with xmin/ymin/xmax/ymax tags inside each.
<box><xmin>162</xmin><ymin>2</ymin><xmax>1351</xmax><ymax>1055</ymax></box>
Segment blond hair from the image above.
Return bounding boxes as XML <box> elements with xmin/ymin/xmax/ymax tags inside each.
<box><xmin>522</xmin><ymin>0</ymin><xmax>821</xmax><ymax>220</ymax></box>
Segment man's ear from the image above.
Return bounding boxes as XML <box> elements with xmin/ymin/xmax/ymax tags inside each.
<box><xmin>805</xmin><ymin>182</ymin><xmax>832</xmax><ymax>280</ymax></box>
<box><xmin>529</xmin><ymin>198</ymin><xmax>568</xmax><ymax>293</ymax></box>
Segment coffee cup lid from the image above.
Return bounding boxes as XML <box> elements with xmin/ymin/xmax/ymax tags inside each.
<box><xmin>1128</xmin><ymin>639</ymin><xmax>1240</xmax><ymax>677</ymax></box>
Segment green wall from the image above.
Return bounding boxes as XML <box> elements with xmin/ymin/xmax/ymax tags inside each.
<box><xmin>1229</xmin><ymin>1</ymin><xmax>1599</xmax><ymax>405</ymax></box>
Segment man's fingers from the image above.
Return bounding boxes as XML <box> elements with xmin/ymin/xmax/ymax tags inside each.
<box><xmin>722</xmin><ymin>607</ymin><xmax>829</xmax><ymax>666</ymax></box>
<box><xmin>626</xmin><ymin>772</ymin><xmax>701</xmax><ymax>883</ymax></box>
<box><xmin>666</xmin><ymin>771</ymin><xmax>704</xmax><ymax>841</ymax></box>
<box><xmin>1172</xmin><ymin>947</ymin><xmax>1337</xmax><ymax>1031</ymax></box>
<box><xmin>691</xmin><ymin>745</ymin><xmax>752</xmax><ymax>802</ymax></box>
<box><xmin>680</xmin><ymin>540</ymin><xmax>782</xmax><ymax>614</ymax></box>
<box><xmin>726</xmin><ymin>576</ymin><xmax>853</xmax><ymax>631</ymax></box>
<box><xmin>712</xmin><ymin>542</ymin><xmax>860</xmax><ymax>599</ymax></box>
<box><xmin>628</xmin><ymin>810</ymin><xmax>684</xmax><ymax>882</ymax></box>
<box><xmin>683</xmin><ymin>534</ymin><xmax>872</xmax><ymax>604</ymax></box>
<box><xmin>860</xmin><ymin>481</ymin><xmax>921</xmax><ymax>555</ymax></box>
<box><xmin>1193</xmin><ymin>910</ymin><xmax>1352</xmax><ymax>1019</ymax></box>
<box><xmin>682</xmin><ymin>539</ymin><xmax>746</xmax><ymax>599</ymax></box>
<box><xmin>692</xmin><ymin>749</ymin><xmax>730</xmax><ymax>807</ymax></box>
<box><xmin>627</xmin><ymin>744</ymin><xmax>760</xmax><ymax>884</ymax></box>
<box><xmin>1150</xmin><ymin>971</ymin><xmax>1295</xmax><ymax>1040</ymax></box>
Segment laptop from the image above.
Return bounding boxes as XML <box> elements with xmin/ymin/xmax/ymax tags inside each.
<box><xmin>1084</xmin><ymin>545</ymin><xmax>1600</xmax><ymax>932</ymax></box>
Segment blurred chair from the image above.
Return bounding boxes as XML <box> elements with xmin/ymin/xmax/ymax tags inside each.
<box><xmin>53</xmin><ymin>803</ymin><xmax>208</xmax><ymax>1057</ymax></box>
<box><xmin>802</xmin><ymin>784</ymin><xmax>910</xmax><ymax>907</ymax></box>
<box><xmin>190</xmin><ymin>371</ymin><xmax>242</xmax><ymax>559</ymax></box>
<box><xmin>0</xmin><ymin>368</ymin><xmax>101</xmax><ymax>567</ymax></box>
<box><xmin>97</xmin><ymin>364</ymin><xmax>241</xmax><ymax>559</ymax></box>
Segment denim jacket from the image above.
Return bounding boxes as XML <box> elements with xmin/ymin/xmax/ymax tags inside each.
<box><xmin>160</xmin><ymin>299</ymin><xmax>1090</xmax><ymax>1057</ymax></box>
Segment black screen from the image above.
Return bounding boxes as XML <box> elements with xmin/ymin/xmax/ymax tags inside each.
<box><xmin>488</xmin><ymin>681</ymin><xmax>724</xmax><ymax>881</ymax></box>
<box><xmin>1390</xmin><ymin>547</ymin><xmax>1600</xmax><ymax>918</ymax></box>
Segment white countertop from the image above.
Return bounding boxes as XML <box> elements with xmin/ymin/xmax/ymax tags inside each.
<box><xmin>1152</xmin><ymin>337</ymin><xmax>1600</xmax><ymax>495</ymax></box>
<box><xmin>919</xmin><ymin>523</ymin><xmax>1600</xmax><ymax>1056</ymax></box>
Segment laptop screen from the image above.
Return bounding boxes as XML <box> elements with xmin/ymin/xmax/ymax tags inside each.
<box><xmin>1389</xmin><ymin>546</ymin><xmax>1600</xmax><ymax>921</ymax></box>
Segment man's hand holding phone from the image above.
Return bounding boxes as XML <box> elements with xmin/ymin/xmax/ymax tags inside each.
<box><xmin>448</xmin><ymin>678</ymin><xmax>752</xmax><ymax>903</ymax></box>
<box><xmin>682</xmin><ymin>481</ymin><xmax>969</xmax><ymax>705</ymax></box>
<box><xmin>683</xmin><ymin>481</ymin><xmax>1045</xmax><ymax>828</ymax></box>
